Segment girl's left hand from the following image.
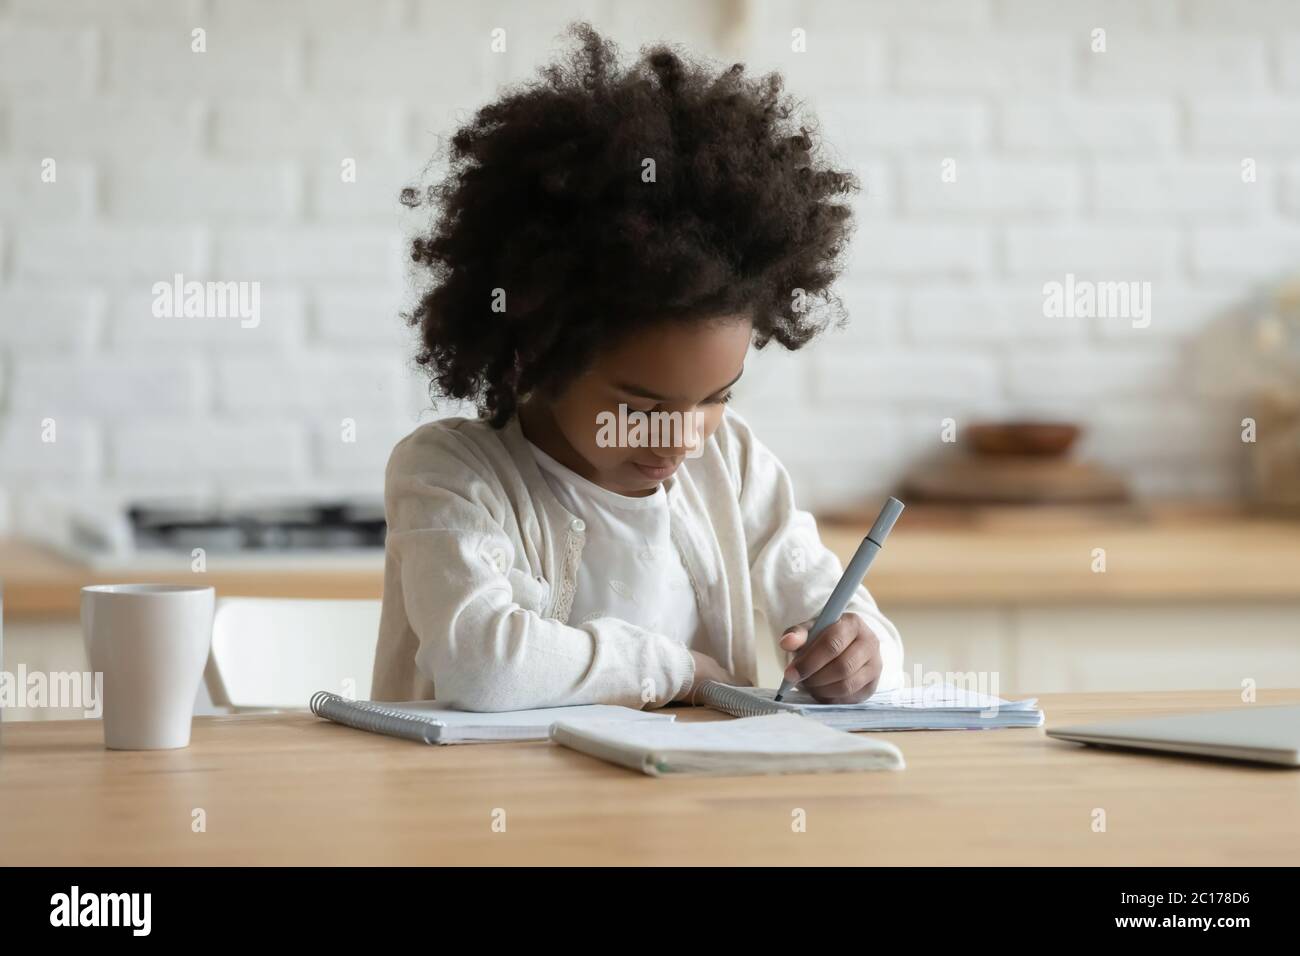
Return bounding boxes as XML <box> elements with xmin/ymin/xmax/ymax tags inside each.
<box><xmin>778</xmin><ymin>612</ymin><xmax>882</xmax><ymax>704</ymax></box>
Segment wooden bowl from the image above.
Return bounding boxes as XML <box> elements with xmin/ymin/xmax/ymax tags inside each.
<box><xmin>967</xmin><ymin>422</ymin><xmax>1080</xmax><ymax>457</ymax></box>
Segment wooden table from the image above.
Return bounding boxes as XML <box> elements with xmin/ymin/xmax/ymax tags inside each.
<box><xmin>2</xmin><ymin>690</ymin><xmax>1297</xmax><ymax>865</ymax></box>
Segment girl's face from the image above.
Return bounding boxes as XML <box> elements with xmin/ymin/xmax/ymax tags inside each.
<box><xmin>521</xmin><ymin>315</ymin><xmax>752</xmax><ymax>496</ymax></box>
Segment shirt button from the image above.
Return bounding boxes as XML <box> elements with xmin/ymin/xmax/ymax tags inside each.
<box><xmin>570</xmin><ymin>518</ymin><xmax>585</xmax><ymax>532</ymax></box>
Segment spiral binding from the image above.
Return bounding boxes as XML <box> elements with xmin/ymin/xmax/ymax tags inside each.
<box><xmin>309</xmin><ymin>690</ymin><xmax>445</xmax><ymax>744</ymax></box>
<box><xmin>700</xmin><ymin>681</ymin><xmax>780</xmax><ymax>719</ymax></box>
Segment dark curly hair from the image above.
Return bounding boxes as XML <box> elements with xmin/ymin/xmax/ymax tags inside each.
<box><xmin>405</xmin><ymin>23</ymin><xmax>858</xmax><ymax>427</ymax></box>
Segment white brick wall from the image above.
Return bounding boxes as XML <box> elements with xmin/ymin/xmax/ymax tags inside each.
<box><xmin>2</xmin><ymin>0</ymin><xmax>1298</xmax><ymax>526</ymax></box>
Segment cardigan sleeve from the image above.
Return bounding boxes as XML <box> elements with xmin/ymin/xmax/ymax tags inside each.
<box><xmin>721</xmin><ymin>410</ymin><xmax>905</xmax><ymax>693</ymax></box>
<box><xmin>383</xmin><ymin>428</ymin><xmax>696</xmax><ymax>712</ymax></box>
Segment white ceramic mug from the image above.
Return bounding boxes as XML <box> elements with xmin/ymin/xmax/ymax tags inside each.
<box><xmin>81</xmin><ymin>584</ymin><xmax>215</xmax><ymax>750</ymax></box>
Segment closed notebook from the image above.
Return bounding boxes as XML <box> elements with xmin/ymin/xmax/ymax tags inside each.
<box><xmin>550</xmin><ymin>712</ymin><xmax>905</xmax><ymax>777</ymax></box>
<box><xmin>697</xmin><ymin>681</ymin><xmax>1044</xmax><ymax>730</ymax></box>
<box><xmin>309</xmin><ymin>691</ymin><xmax>674</xmax><ymax>745</ymax></box>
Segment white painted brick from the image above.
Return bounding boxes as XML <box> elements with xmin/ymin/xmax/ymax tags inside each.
<box><xmin>215</xmin><ymin>229</ymin><xmax>402</xmax><ymax>281</ymax></box>
<box><xmin>1003</xmin><ymin>226</ymin><xmax>1181</xmax><ymax>278</ymax></box>
<box><xmin>314</xmin><ymin>419</ymin><xmax>414</xmax><ymax>476</ymax></box>
<box><xmin>994</xmin><ymin>0</ymin><xmax>1179</xmax><ymax>28</ymax></box>
<box><xmin>111</xmin><ymin>420</ymin><xmax>307</xmax><ymax>477</ymax></box>
<box><xmin>214</xmin><ymin>354</ymin><xmax>408</xmax><ymax>416</ymax></box>
<box><xmin>110</xmin><ymin>286</ymin><xmax>306</xmax><ymax>348</ymax></box>
<box><xmin>1184</xmin><ymin>0</ymin><xmax>1300</xmax><ymax>29</ymax></box>
<box><xmin>308</xmin><ymin>34</ymin><xmax>487</xmax><ymax>98</ymax></box>
<box><xmin>751</xmin><ymin>409</ymin><xmax>904</xmax><ymax>477</ymax></box>
<box><xmin>846</xmin><ymin>162</ymin><xmax>895</xmax><ymax>219</ymax></box>
<box><xmin>0</xmin><ymin>416</ymin><xmax>100</xmax><ymax>479</ymax></box>
<box><xmin>0</xmin><ymin>26</ymin><xmax>96</xmax><ymax>95</ymax></box>
<box><xmin>214</xmin><ymin>101</ymin><xmax>406</xmax><ymax>157</ymax></box>
<box><xmin>104</xmin><ymin>161</ymin><xmax>301</xmax><ymax>221</ymax></box>
<box><xmin>1091</xmin><ymin>162</ymin><xmax>1270</xmax><ymax>219</ymax></box>
<box><xmin>210</xmin><ymin>0</ymin><xmax>406</xmax><ymax>30</ymax></box>
<box><xmin>901</xmin><ymin>159</ymin><xmax>1079</xmax><ymax>216</ymax></box>
<box><xmin>411</xmin><ymin>104</ymin><xmax>490</xmax><ymax>155</ymax></box>
<box><xmin>9</xmin><ymin>0</ymin><xmax>202</xmax><ymax>21</ymax></box>
<box><xmin>410</xmin><ymin>0</ymin><xmax>606</xmax><ymax>88</ymax></box>
<box><xmin>1284</xmin><ymin>165</ymin><xmax>1300</xmax><ymax>217</ymax></box>
<box><xmin>313</xmin><ymin>286</ymin><xmax>419</xmax><ymax>347</ymax></box>
<box><xmin>896</xmin><ymin>35</ymin><xmax>1073</xmax><ymax>92</ymax></box>
<box><xmin>9</xmin><ymin>354</ymin><xmax>206</xmax><ymax>417</ymax></box>
<box><xmin>1092</xmin><ymin>286</ymin><xmax>1245</xmax><ymax>341</ymax></box>
<box><xmin>309</xmin><ymin>157</ymin><xmax>431</xmax><ymax>221</ymax></box>
<box><xmin>999</xmin><ymin>99</ymin><xmax>1178</xmax><ymax>154</ymax></box>
<box><xmin>757</xmin><ymin>31</ymin><xmax>889</xmax><ymax>95</ymax></box>
<box><xmin>808</xmin><ymin>0</ymin><xmax>992</xmax><ymax>28</ymax></box>
<box><xmin>11</xmin><ymin>99</ymin><xmax>206</xmax><ymax>157</ymax></box>
<box><xmin>807</xmin><ymin>286</ymin><xmax>899</xmax><ymax>346</ymax></box>
<box><xmin>820</xmin><ymin>97</ymin><xmax>989</xmax><ymax>152</ymax></box>
<box><xmin>850</xmin><ymin>223</ymin><xmax>992</xmax><ymax>278</ymax></box>
<box><xmin>748</xmin><ymin>406</ymin><xmax>906</xmax><ymax>511</ymax></box>
<box><xmin>15</xmin><ymin>227</ymin><xmax>205</xmax><ymax>279</ymax></box>
<box><xmin>1190</xmin><ymin>100</ymin><xmax>1300</xmax><ymax>153</ymax></box>
<box><xmin>810</xmin><ymin>352</ymin><xmax>1000</xmax><ymax>403</ymax></box>
<box><xmin>105</xmin><ymin>28</ymin><xmax>301</xmax><ymax>96</ymax></box>
<box><xmin>1</xmin><ymin>3</ymin><xmax>1290</xmax><ymax>515</ymax></box>
<box><xmin>1191</xmin><ymin>226</ymin><xmax>1300</xmax><ymax>280</ymax></box>
<box><xmin>0</xmin><ymin>287</ymin><xmax>102</xmax><ymax>349</ymax></box>
<box><xmin>905</xmin><ymin>286</ymin><xmax>1086</xmax><ymax>343</ymax></box>
<box><xmin>0</xmin><ymin>160</ymin><xmax>94</xmax><ymax>218</ymax></box>
<box><xmin>1080</xmin><ymin>37</ymin><xmax>1269</xmax><ymax>93</ymax></box>
<box><xmin>1005</xmin><ymin>349</ymin><xmax>1182</xmax><ymax>399</ymax></box>
<box><xmin>1279</xmin><ymin>34</ymin><xmax>1300</xmax><ymax>91</ymax></box>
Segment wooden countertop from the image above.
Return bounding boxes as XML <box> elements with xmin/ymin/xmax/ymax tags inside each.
<box><xmin>2</xmin><ymin>689</ymin><xmax>1296</xmax><ymax>865</ymax></box>
<box><xmin>0</xmin><ymin>539</ymin><xmax>384</xmax><ymax>618</ymax></box>
<box><xmin>821</xmin><ymin>501</ymin><xmax>1300</xmax><ymax>604</ymax></box>
<box><xmin>3</xmin><ymin>503</ymin><xmax>1300</xmax><ymax>617</ymax></box>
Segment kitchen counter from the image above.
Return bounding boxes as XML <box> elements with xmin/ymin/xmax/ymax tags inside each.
<box><xmin>4</xmin><ymin>502</ymin><xmax>1299</xmax><ymax>619</ymax></box>
<box><xmin>820</xmin><ymin>501</ymin><xmax>1300</xmax><ymax>605</ymax></box>
<box><xmin>0</xmin><ymin>540</ymin><xmax>384</xmax><ymax>619</ymax></box>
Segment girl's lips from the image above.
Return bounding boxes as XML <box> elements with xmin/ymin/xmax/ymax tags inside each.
<box><xmin>632</xmin><ymin>460</ymin><xmax>679</xmax><ymax>480</ymax></box>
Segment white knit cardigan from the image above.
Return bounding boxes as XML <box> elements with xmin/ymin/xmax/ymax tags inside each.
<box><xmin>371</xmin><ymin>408</ymin><xmax>904</xmax><ymax>710</ymax></box>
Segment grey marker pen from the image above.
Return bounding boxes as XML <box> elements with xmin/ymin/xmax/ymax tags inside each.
<box><xmin>772</xmin><ymin>496</ymin><xmax>905</xmax><ymax>702</ymax></box>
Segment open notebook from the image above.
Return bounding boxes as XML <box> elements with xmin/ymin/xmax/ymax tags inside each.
<box><xmin>309</xmin><ymin>691</ymin><xmax>674</xmax><ymax>744</ymax></box>
<box><xmin>697</xmin><ymin>681</ymin><xmax>1044</xmax><ymax>730</ymax></box>
<box><xmin>551</xmin><ymin>712</ymin><xmax>905</xmax><ymax>776</ymax></box>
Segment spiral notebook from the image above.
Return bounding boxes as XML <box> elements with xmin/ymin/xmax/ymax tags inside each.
<box><xmin>697</xmin><ymin>681</ymin><xmax>1044</xmax><ymax>730</ymax></box>
<box><xmin>309</xmin><ymin>691</ymin><xmax>675</xmax><ymax>745</ymax></box>
<box><xmin>551</xmin><ymin>712</ymin><xmax>905</xmax><ymax>777</ymax></box>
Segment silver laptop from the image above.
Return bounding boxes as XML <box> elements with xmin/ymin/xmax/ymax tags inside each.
<box><xmin>1047</xmin><ymin>705</ymin><xmax>1300</xmax><ymax>767</ymax></box>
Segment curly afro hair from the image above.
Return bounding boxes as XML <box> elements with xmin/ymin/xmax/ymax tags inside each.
<box><xmin>405</xmin><ymin>23</ymin><xmax>859</xmax><ymax>427</ymax></box>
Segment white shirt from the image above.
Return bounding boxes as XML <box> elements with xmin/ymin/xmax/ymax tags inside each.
<box><xmin>526</xmin><ymin>440</ymin><xmax>706</xmax><ymax>650</ymax></box>
<box><xmin>371</xmin><ymin>408</ymin><xmax>904</xmax><ymax>711</ymax></box>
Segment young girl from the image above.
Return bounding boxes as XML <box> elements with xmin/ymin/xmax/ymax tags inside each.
<box><xmin>371</xmin><ymin>25</ymin><xmax>904</xmax><ymax>711</ymax></box>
